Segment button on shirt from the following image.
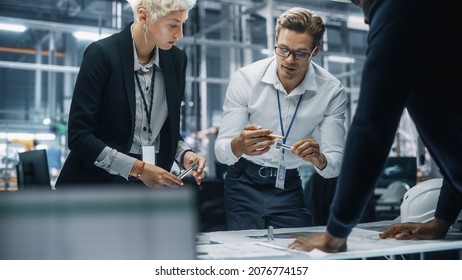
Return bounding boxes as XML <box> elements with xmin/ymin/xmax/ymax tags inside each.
<box><xmin>129</xmin><ymin>47</ymin><xmax>166</xmax><ymax>153</ymax></box>
<box><xmin>214</xmin><ymin>56</ymin><xmax>347</xmax><ymax>178</ymax></box>
<box><xmin>129</xmin><ymin>44</ymin><xmax>189</xmax><ymax>160</ymax></box>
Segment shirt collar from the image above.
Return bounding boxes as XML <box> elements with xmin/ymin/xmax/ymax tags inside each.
<box><xmin>262</xmin><ymin>56</ymin><xmax>318</xmax><ymax>96</ymax></box>
<box><xmin>131</xmin><ymin>26</ymin><xmax>160</xmax><ymax>72</ymax></box>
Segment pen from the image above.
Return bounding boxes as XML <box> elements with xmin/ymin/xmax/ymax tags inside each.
<box><xmin>178</xmin><ymin>162</ymin><xmax>197</xmax><ymax>179</ymax></box>
<box><xmin>269</xmin><ymin>134</ymin><xmax>285</xmax><ymax>139</ymax></box>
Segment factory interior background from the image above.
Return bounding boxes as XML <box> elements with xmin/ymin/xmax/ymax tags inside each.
<box><xmin>0</xmin><ymin>0</ymin><xmax>442</xmax><ymax>231</ymax></box>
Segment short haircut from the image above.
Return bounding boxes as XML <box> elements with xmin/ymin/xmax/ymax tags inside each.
<box><xmin>127</xmin><ymin>0</ymin><xmax>197</xmax><ymax>22</ymax></box>
<box><xmin>275</xmin><ymin>7</ymin><xmax>325</xmax><ymax>50</ymax></box>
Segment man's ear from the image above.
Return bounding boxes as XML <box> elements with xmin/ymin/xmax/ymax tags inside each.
<box><xmin>311</xmin><ymin>44</ymin><xmax>321</xmax><ymax>57</ymax></box>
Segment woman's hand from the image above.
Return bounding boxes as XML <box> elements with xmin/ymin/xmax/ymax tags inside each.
<box><xmin>182</xmin><ymin>151</ymin><xmax>207</xmax><ymax>185</ymax></box>
<box><xmin>131</xmin><ymin>160</ymin><xmax>183</xmax><ymax>188</ymax></box>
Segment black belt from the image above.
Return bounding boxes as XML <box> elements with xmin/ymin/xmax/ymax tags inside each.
<box><xmin>234</xmin><ymin>157</ymin><xmax>299</xmax><ymax>179</ymax></box>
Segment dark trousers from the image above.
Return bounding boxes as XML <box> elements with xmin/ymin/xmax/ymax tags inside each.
<box><xmin>224</xmin><ymin>158</ymin><xmax>313</xmax><ymax>230</ymax></box>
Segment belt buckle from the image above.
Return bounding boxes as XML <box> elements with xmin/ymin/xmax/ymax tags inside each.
<box><xmin>258</xmin><ymin>167</ymin><xmax>268</xmax><ymax>178</ymax></box>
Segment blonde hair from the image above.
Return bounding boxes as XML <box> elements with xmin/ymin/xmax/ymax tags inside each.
<box><xmin>127</xmin><ymin>0</ymin><xmax>197</xmax><ymax>22</ymax></box>
<box><xmin>275</xmin><ymin>7</ymin><xmax>325</xmax><ymax>50</ymax></box>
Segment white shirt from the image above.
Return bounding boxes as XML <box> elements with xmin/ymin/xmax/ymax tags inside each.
<box><xmin>214</xmin><ymin>56</ymin><xmax>346</xmax><ymax>178</ymax></box>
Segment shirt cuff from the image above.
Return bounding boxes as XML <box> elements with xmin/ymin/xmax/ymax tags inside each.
<box><xmin>94</xmin><ymin>147</ymin><xmax>137</xmax><ymax>180</ymax></box>
<box><xmin>314</xmin><ymin>153</ymin><xmax>335</xmax><ymax>178</ymax></box>
<box><xmin>175</xmin><ymin>140</ymin><xmax>196</xmax><ymax>167</ymax></box>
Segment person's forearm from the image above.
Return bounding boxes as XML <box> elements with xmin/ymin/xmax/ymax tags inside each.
<box><xmin>94</xmin><ymin>147</ymin><xmax>137</xmax><ymax>179</ymax></box>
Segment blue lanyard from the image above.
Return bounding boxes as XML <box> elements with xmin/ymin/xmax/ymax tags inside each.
<box><xmin>276</xmin><ymin>90</ymin><xmax>303</xmax><ymax>146</ymax></box>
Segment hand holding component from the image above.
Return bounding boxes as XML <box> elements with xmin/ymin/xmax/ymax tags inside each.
<box><xmin>275</xmin><ymin>139</ymin><xmax>292</xmax><ymax>151</ymax></box>
<box><xmin>135</xmin><ymin>162</ymin><xmax>184</xmax><ymax>189</ymax></box>
<box><xmin>178</xmin><ymin>162</ymin><xmax>197</xmax><ymax>179</ymax></box>
<box><xmin>231</xmin><ymin>124</ymin><xmax>275</xmax><ymax>157</ymax></box>
<box><xmin>181</xmin><ymin>151</ymin><xmax>207</xmax><ymax>185</ymax></box>
<box><xmin>291</xmin><ymin>139</ymin><xmax>327</xmax><ymax>169</ymax></box>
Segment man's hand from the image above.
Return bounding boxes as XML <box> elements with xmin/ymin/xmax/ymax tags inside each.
<box><xmin>231</xmin><ymin>124</ymin><xmax>276</xmax><ymax>157</ymax></box>
<box><xmin>379</xmin><ymin>218</ymin><xmax>451</xmax><ymax>240</ymax></box>
<box><xmin>291</xmin><ymin>139</ymin><xmax>327</xmax><ymax>170</ymax></box>
<box><xmin>288</xmin><ymin>231</ymin><xmax>347</xmax><ymax>253</ymax></box>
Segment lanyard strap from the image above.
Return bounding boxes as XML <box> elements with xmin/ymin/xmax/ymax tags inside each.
<box><xmin>135</xmin><ymin>69</ymin><xmax>156</xmax><ymax>141</ymax></box>
<box><xmin>276</xmin><ymin>90</ymin><xmax>302</xmax><ymax>145</ymax></box>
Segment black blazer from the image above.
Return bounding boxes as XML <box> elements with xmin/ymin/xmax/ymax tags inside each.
<box><xmin>56</xmin><ymin>23</ymin><xmax>187</xmax><ymax>186</ymax></box>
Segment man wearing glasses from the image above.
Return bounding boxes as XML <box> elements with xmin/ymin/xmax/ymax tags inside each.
<box><xmin>215</xmin><ymin>7</ymin><xmax>347</xmax><ymax>230</ymax></box>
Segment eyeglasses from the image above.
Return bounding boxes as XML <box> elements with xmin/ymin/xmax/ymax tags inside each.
<box><xmin>274</xmin><ymin>45</ymin><xmax>313</xmax><ymax>61</ymax></box>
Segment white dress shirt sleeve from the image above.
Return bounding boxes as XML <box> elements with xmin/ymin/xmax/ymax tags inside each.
<box><xmin>313</xmin><ymin>85</ymin><xmax>347</xmax><ymax>178</ymax></box>
<box><xmin>214</xmin><ymin>70</ymin><xmax>251</xmax><ymax>165</ymax></box>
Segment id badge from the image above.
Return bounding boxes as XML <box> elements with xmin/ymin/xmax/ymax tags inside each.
<box><xmin>275</xmin><ymin>152</ymin><xmax>286</xmax><ymax>190</ymax></box>
<box><xmin>142</xmin><ymin>145</ymin><xmax>156</xmax><ymax>165</ymax></box>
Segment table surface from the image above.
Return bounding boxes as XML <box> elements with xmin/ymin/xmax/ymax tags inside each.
<box><xmin>197</xmin><ymin>220</ymin><xmax>462</xmax><ymax>260</ymax></box>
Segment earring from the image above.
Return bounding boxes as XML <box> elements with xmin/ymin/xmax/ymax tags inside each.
<box><xmin>143</xmin><ymin>23</ymin><xmax>148</xmax><ymax>45</ymax></box>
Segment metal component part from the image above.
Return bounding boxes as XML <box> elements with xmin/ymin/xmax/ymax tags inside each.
<box><xmin>178</xmin><ymin>162</ymin><xmax>197</xmax><ymax>179</ymax></box>
<box><xmin>275</xmin><ymin>140</ymin><xmax>292</xmax><ymax>151</ymax></box>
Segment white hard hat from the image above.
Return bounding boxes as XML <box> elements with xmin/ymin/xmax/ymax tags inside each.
<box><xmin>400</xmin><ymin>178</ymin><xmax>462</xmax><ymax>229</ymax></box>
<box><xmin>400</xmin><ymin>178</ymin><xmax>444</xmax><ymax>223</ymax></box>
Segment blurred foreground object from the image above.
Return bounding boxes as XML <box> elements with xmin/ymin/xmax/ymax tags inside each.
<box><xmin>0</xmin><ymin>186</ymin><xmax>197</xmax><ymax>259</ymax></box>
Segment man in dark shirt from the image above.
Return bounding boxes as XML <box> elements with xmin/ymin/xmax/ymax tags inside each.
<box><xmin>289</xmin><ymin>0</ymin><xmax>462</xmax><ymax>252</ymax></box>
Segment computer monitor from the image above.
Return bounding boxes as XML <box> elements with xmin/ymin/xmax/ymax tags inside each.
<box><xmin>375</xmin><ymin>156</ymin><xmax>417</xmax><ymax>189</ymax></box>
<box><xmin>0</xmin><ymin>186</ymin><xmax>198</xmax><ymax>260</ymax></box>
<box><xmin>17</xmin><ymin>149</ymin><xmax>51</xmax><ymax>190</ymax></box>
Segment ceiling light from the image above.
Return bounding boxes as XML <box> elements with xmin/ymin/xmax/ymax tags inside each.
<box><xmin>327</xmin><ymin>55</ymin><xmax>356</xmax><ymax>63</ymax></box>
<box><xmin>35</xmin><ymin>133</ymin><xmax>56</xmax><ymax>141</ymax></box>
<box><xmin>0</xmin><ymin>132</ymin><xmax>56</xmax><ymax>141</ymax></box>
<box><xmin>6</xmin><ymin>133</ymin><xmax>34</xmax><ymax>140</ymax></box>
<box><xmin>0</xmin><ymin>23</ymin><xmax>27</xmax><ymax>32</ymax></box>
<box><xmin>72</xmin><ymin>31</ymin><xmax>110</xmax><ymax>41</ymax></box>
